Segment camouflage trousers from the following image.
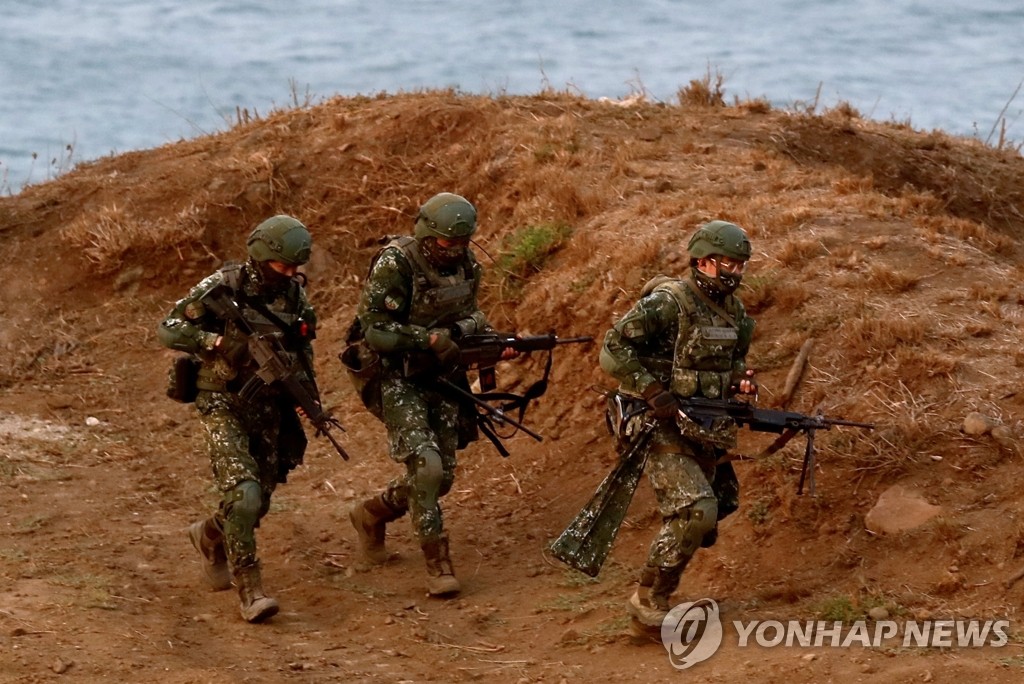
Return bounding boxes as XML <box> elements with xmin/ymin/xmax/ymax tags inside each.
<box><xmin>377</xmin><ymin>375</ymin><xmax>459</xmax><ymax>541</ymax></box>
<box><xmin>195</xmin><ymin>390</ymin><xmax>307</xmax><ymax>567</ymax></box>
<box><xmin>642</xmin><ymin>421</ymin><xmax>739</xmax><ymax>569</ymax></box>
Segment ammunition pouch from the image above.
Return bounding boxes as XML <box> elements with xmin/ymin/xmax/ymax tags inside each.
<box><xmin>340</xmin><ymin>341</ymin><xmax>383</xmax><ymax>418</ymax></box>
<box><xmin>166</xmin><ymin>355</ymin><xmax>200</xmax><ymax>403</ymax></box>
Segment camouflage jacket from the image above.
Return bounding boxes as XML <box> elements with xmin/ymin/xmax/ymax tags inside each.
<box><xmin>157</xmin><ymin>261</ymin><xmax>317</xmax><ymax>393</ymax></box>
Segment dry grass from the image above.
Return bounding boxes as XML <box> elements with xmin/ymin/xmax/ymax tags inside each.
<box><xmin>838</xmin><ymin>311</ymin><xmax>930</xmax><ymax>364</ymax></box>
<box><xmin>60</xmin><ymin>202</ymin><xmax>206</xmax><ymax>271</ymax></box>
<box><xmin>677</xmin><ymin>66</ymin><xmax>726</xmax><ymax>107</ymax></box>
<box><xmin>862</xmin><ymin>262</ymin><xmax>920</xmax><ymax>293</ymax></box>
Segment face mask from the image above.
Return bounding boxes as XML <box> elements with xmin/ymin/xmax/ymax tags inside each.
<box><xmin>692</xmin><ymin>266</ymin><xmax>741</xmax><ymax>299</ymax></box>
<box><xmin>251</xmin><ymin>259</ymin><xmax>293</xmax><ymax>292</ymax></box>
<box><xmin>420</xmin><ymin>237</ymin><xmax>467</xmax><ymax>269</ymax></box>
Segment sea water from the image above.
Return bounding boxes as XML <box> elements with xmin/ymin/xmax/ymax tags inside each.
<box><xmin>2</xmin><ymin>0</ymin><xmax>1022</xmax><ymax>192</ymax></box>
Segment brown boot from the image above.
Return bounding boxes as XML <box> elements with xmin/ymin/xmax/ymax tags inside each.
<box><xmin>421</xmin><ymin>533</ymin><xmax>460</xmax><ymax>597</ymax></box>
<box><xmin>627</xmin><ymin>564</ymin><xmax>685</xmax><ymax>634</ymax></box>
<box><xmin>234</xmin><ymin>561</ymin><xmax>279</xmax><ymax>623</ymax></box>
<box><xmin>187</xmin><ymin>517</ymin><xmax>232</xmax><ymax>591</ymax></box>
<box><xmin>349</xmin><ymin>495</ymin><xmax>403</xmax><ymax>564</ymax></box>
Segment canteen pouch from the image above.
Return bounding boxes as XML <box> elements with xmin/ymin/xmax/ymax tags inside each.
<box><xmin>167</xmin><ymin>355</ymin><xmax>200</xmax><ymax>403</ymax></box>
<box><xmin>340</xmin><ymin>341</ymin><xmax>383</xmax><ymax>417</ymax></box>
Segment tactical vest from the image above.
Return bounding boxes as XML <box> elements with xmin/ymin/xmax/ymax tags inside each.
<box><xmin>384</xmin><ymin>236</ymin><xmax>480</xmax><ymax>328</ymax></box>
<box><xmin>649</xmin><ymin>278</ymin><xmax>744</xmax><ymax>400</ymax></box>
<box><xmin>196</xmin><ymin>262</ymin><xmax>308</xmax><ymax>392</ymax></box>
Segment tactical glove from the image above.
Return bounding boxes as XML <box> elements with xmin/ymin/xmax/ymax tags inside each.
<box><xmin>428</xmin><ymin>331</ymin><xmax>461</xmax><ymax>371</ymax></box>
<box><xmin>642</xmin><ymin>382</ymin><xmax>678</xmax><ymax>420</ymax></box>
<box><xmin>215</xmin><ymin>331</ymin><xmax>250</xmax><ymax>366</ymax></box>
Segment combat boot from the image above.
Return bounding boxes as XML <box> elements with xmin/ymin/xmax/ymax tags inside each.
<box><xmin>349</xmin><ymin>495</ymin><xmax>404</xmax><ymax>564</ymax></box>
<box><xmin>234</xmin><ymin>561</ymin><xmax>279</xmax><ymax>623</ymax></box>
<box><xmin>187</xmin><ymin>517</ymin><xmax>232</xmax><ymax>591</ymax></box>
<box><xmin>421</xmin><ymin>533</ymin><xmax>460</xmax><ymax>597</ymax></box>
<box><xmin>627</xmin><ymin>564</ymin><xmax>685</xmax><ymax>636</ymax></box>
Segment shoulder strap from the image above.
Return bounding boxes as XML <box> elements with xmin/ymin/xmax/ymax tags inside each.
<box><xmin>651</xmin><ymin>279</ymin><xmax>697</xmax><ymax>318</ymax></box>
<box><xmin>218</xmin><ymin>261</ymin><xmax>244</xmax><ymax>292</ymax></box>
<box><xmin>683</xmin><ymin>279</ymin><xmax>738</xmax><ymax>329</ymax></box>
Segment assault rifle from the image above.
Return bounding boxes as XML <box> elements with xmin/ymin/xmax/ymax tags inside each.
<box><xmin>676</xmin><ymin>396</ymin><xmax>874</xmax><ymax>496</ymax></box>
<box><xmin>202</xmin><ymin>285</ymin><xmax>351</xmax><ymax>461</ymax></box>
<box><xmin>549</xmin><ymin>396</ymin><xmax>873</xmax><ymax>577</ymax></box>
<box><xmin>444</xmin><ymin>332</ymin><xmax>593</xmax><ymax>456</ymax></box>
<box><xmin>454</xmin><ymin>332</ymin><xmax>594</xmax><ymax>369</ymax></box>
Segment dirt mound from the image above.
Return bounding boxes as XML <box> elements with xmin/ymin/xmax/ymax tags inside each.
<box><xmin>3</xmin><ymin>90</ymin><xmax>1024</xmax><ymax>682</ymax></box>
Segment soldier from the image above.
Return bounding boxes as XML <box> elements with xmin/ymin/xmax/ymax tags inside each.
<box><xmin>599</xmin><ymin>220</ymin><xmax>757</xmax><ymax>636</ymax></box>
<box><xmin>157</xmin><ymin>215</ymin><xmax>317</xmax><ymax>623</ymax></box>
<box><xmin>345</xmin><ymin>192</ymin><xmax>511</xmax><ymax>597</ymax></box>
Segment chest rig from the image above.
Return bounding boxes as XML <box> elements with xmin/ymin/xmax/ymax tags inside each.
<box><xmin>198</xmin><ymin>263</ymin><xmax>309</xmax><ymax>391</ymax></box>
<box><xmin>388</xmin><ymin>236</ymin><xmax>479</xmax><ymax>327</ymax></box>
<box><xmin>653</xmin><ymin>279</ymin><xmax>741</xmax><ymax>400</ymax></box>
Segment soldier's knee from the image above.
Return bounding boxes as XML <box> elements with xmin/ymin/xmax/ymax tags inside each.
<box><xmin>225</xmin><ymin>480</ymin><xmax>263</xmax><ymax>527</ymax></box>
<box><xmin>672</xmin><ymin>497</ymin><xmax>718</xmax><ymax>557</ymax></box>
<box><xmin>413</xmin><ymin>447</ymin><xmax>444</xmax><ymax>502</ymax></box>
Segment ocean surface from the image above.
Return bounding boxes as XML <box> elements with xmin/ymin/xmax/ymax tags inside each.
<box><xmin>3</xmin><ymin>0</ymin><xmax>1023</xmax><ymax>193</ymax></box>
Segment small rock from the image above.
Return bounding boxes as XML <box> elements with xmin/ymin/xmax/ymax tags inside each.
<box><xmin>868</xmin><ymin>606</ymin><xmax>889</xmax><ymax>621</ymax></box>
<box><xmin>384</xmin><ymin>616</ymin><xmax>395</xmax><ymax>625</ymax></box>
<box><xmin>559</xmin><ymin>628</ymin><xmax>581</xmax><ymax>644</ymax></box>
<box><xmin>865</xmin><ymin>485</ymin><xmax>943</xmax><ymax>534</ymax></box>
<box><xmin>801</xmin><ymin>653</ymin><xmax>816</xmax><ymax>662</ymax></box>
<box><xmin>52</xmin><ymin>658</ymin><xmax>72</xmax><ymax>674</ymax></box>
<box><xmin>962</xmin><ymin>412</ymin><xmax>994</xmax><ymax>436</ymax></box>
<box><xmin>85</xmin><ymin>416</ymin><xmax>101</xmax><ymax>427</ymax></box>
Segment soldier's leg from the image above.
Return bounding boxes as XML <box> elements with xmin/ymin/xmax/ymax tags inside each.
<box><xmin>702</xmin><ymin>459</ymin><xmax>740</xmax><ymax>548</ymax></box>
<box><xmin>196</xmin><ymin>393</ymin><xmax>278</xmax><ymax>623</ymax></box>
<box><xmin>418</xmin><ymin>396</ymin><xmax>460</xmax><ymax>596</ymax></box>
<box><xmin>629</xmin><ymin>441</ymin><xmax>717</xmax><ymax>629</ymax></box>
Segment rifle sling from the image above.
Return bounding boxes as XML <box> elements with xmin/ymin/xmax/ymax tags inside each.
<box><xmin>757</xmin><ymin>427</ymin><xmax>800</xmax><ymax>458</ymax></box>
<box><xmin>684</xmin><ymin>278</ymin><xmax>738</xmax><ymax>329</ymax></box>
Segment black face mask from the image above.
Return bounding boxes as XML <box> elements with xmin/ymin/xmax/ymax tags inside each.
<box><xmin>692</xmin><ymin>265</ymin><xmax>741</xmax><ymax>299</ymax></box>
<box><xmin>420</xmin><ymin>237</ymin><xmax>467</xmax><ymax>270</ymax></box>
<box><xmin>250</xmin><ymin>259</ymin><xmax>293</xmax><ymax>293</ymax></box>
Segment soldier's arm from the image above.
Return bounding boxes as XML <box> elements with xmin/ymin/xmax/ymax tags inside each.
<box><xmin>358</xmin><ymin>249</ymin><xmax>433</xmax><ymax>353</ymax></box>
<box><xmin>156</xmin><ymin>273</ymin><xmax>225</xmax><ymax>355</ymax></box>
<box><xmin>599</xmin><ymin>290</ymin><xmax>677</xmax><ymax>395</ymax></box>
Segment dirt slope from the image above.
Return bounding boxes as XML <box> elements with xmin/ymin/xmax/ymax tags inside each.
<box><xmin>3</xmin><ymin>90</ymin><xmax>1024</xmax><ymax>682</ymax></box>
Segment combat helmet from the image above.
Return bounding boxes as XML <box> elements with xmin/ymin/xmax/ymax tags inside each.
<box><xmin>413</xmin><ymin>193</ymin><xmax>477</xmax><ymax>240</ymax></box>
<box><xmin>246</xmin><ymin>215</ymin><xmax>312</xmax><ymax>265</ymax></box>
<box><xmin>687</xmin><ymin>220</ymin><xmax>751</xmax><ymax>262</ymax></box>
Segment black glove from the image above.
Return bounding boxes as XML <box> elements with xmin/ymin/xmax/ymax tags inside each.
<box><xmin>642</xmin><ymin>382</ymin><xmax>678</xmax><ymax>420</ymax></box>
<box><xmin>215</xmin><ymin>331</ymin><xmax>250</xmax><ymax>365</ymax></box>
<box><xmin>428</xmin><ymin>332</ymin><xmax>461</xmax><ymax>371</ymax></box>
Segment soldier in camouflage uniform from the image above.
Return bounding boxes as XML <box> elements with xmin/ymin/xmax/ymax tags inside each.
<box><xmin>599</xmin><ymin>220</ymin><xmax>758</xmax><ymax>634</ymax></box>
<box><xmin>345</xmin><ymin>192</ymin><xmax>507</xmax><ymax>597</ymax></box>
<box><xmin>157</xmin><ymin>215</ymin><xmax>317</xmax><ymax>623</ymax></box>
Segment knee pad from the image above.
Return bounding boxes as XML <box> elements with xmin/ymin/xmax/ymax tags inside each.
<box><xmin>673</xmin><ymin>497</ymin><xmax>718</xmax><ymax>557</ymax></box>
<box><xmin>412</xmin><ymin>447</ymin><xmax>443</xmax><ymax>509</ymax></box>
<box><xmin>224</xmin><ymin>480</ymin><xmax>263</xmax><ymax>529</ymax></box>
